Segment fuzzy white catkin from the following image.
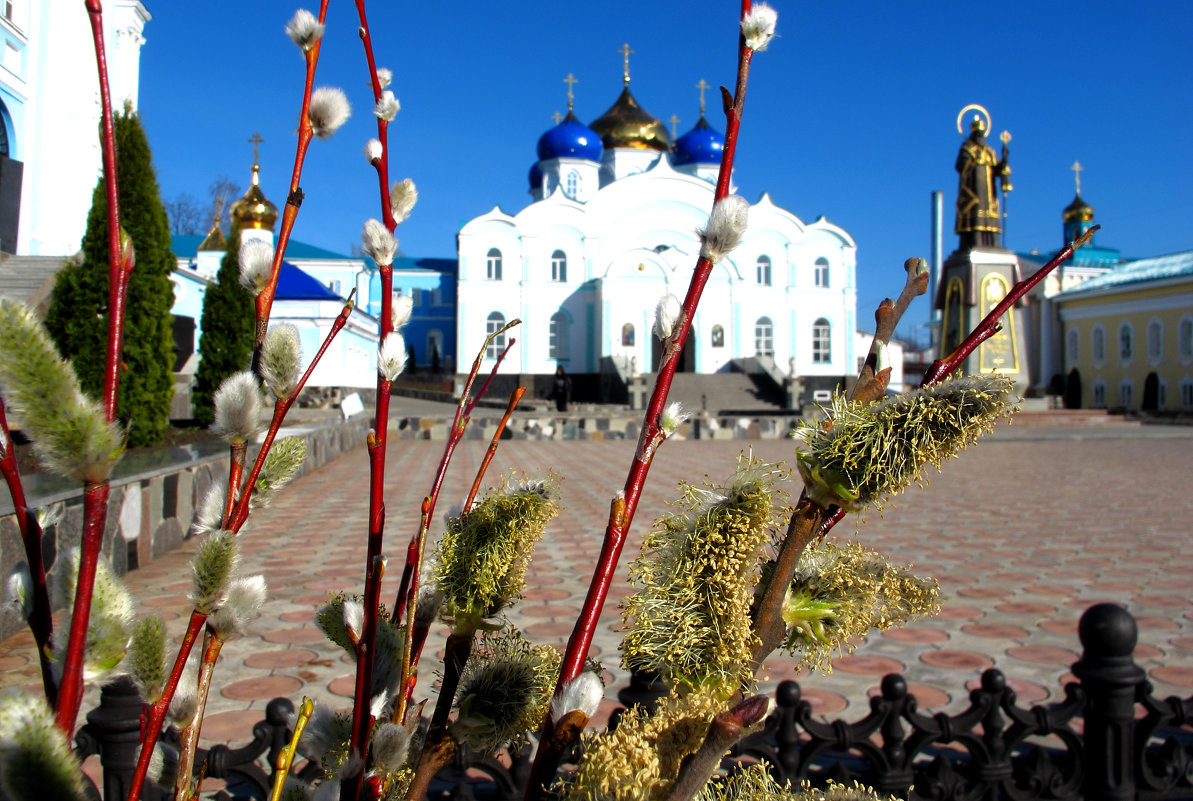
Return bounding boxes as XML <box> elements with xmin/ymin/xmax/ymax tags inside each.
<box><xmin>374</xmin><ymin>90</ymin><xmax>400</xmax><ymax>122</ymax></box>
<box><xmin>364</xmin><ymin>138</ymin><xmax>383</xmax><ymax>163</ymax></box>
<box><xmin>209</xmin><ymin>575</ymin><xmax>268</xmax><ymax>638</ymax></box>
<box><xmin>212</xmin><ymin>372</ymin><xmax>265</xmax><ymax>444</ymax></box>
<box><xmin>308</xmin><ymin>87</ymin><xmax>351</xmax><ymax>139</ymax></box>
<box><xmin>389</xmin><ymin>178</ymin><xmax>418</xmax><ymax>224</ymax></box>
<box><xmin>550</xmin><ymin>671</ymin><xmax>603</xmax><ymax>722</ymax></box>
<box><xmin>699</xmin><ymin>195</ymin><xmax>749</xmax><ymax>263</ymax></box>
<box><xmin>370</xmin><ymin>723</ymin><xmax>411</xmax><ymax>773</ymax></box>
<box><xmin>375</xmin><ymin>67</ymin><xmax>393</xmax><ymax>89</ymax></box>
<box><xmin>285</xmin><ymin>9</ymin><xmax>323</xmax><ymax>50</ymax></box>
<box><xmin>238</xmin><ymin>239</ymin><xmax>274</xmax><ymax>294</ymax></box>
<box><xmin>391</xmin><ymin>294</ymin><xmax>414</xmax><ymax>330</ymax></box>
<box><xmin>361</xmin><ymin>219</ymin><xmax>397</xmax><ymax>266</ymax></box>
<box><xmin>341</xmin><ymin>599</ymin><xmax>363</xmax><ymax>641</ymax></box>
<box><xmin>262</xmin><ymin>324</ymin><xmax>302</xmax><ymax>402</ymax></box>
<box><xmin>660</xmin><ymin>401</ymin><xmax>690</xmax><ymax>438</ymax></box>
<box><xmin>653</xmin><ymin>294</ymin><xmax>682</xmax><ymax>340</ymax></box>
<box><xmin>5</xmin><ymin>564</ymin><xmax>32</xmax><ymax>621</ymax></box>
<box><xmin>378</xmin><ymin>332</ymin><xmax>407</xmax><ymax>381</ymax></box>
<box><xmin>741</xmin><ymin>3</ymin><xmax>778</xmax><ymax>51</ymax></box>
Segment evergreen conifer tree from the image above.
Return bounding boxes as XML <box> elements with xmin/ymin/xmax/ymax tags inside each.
<box><xmin>45</xmin><ymin>105</ymin><xmax>176</xmax><ymax>447</ymax></box>
<box><xmin>190</xmin><ymin>224</ymin><xmax>255</xmax><ymax>425</ymax></box>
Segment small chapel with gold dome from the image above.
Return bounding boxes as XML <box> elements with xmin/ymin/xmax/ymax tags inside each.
<box><xmin>455</xmin><ymin>51</ymin><xmax>861</xmax><ymax>401</ymax></box>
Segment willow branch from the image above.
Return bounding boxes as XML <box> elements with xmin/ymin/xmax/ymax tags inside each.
<box><xmin>252</xmin><ymin>0</ymin><xmax>332</xmax><ymax>373</ymax></box>
<box><xmin>849</xmin><ymin>258</ymin><xmax>930</xmax><ymax>405</ymax></box>
<box><xmin>524</xmin><ymin>13</ymin><xmax>761</xmax><ymax>800</ymax></box>
<box><xmin>922</xmin><ymin>225</ymin><xmax>1098</xmax><ymax>387</ymax></box>
<box><xmin>462</xmin><ymin>387</ymin><xmax>525</xmax><ymax>512</ymax></box>
<box><xmin>0</xmin><ymin>399</ymin><xmax>54</xmax><ymax>702</ymax></box>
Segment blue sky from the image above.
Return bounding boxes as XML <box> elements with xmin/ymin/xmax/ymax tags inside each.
<box><xmin>138</xmin><ymin>1</ymin><xmax>1192</xmax><ymax>341</ymax></box>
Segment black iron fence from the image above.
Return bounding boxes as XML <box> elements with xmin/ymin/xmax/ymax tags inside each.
<box><xmin>74</xmin><ymin>604</ymin><xmax>1193</xmax><ymax>800</ymax></box>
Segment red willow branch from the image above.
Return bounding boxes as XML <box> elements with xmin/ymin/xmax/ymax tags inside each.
<box><xmin>343</xmin><ymin>8</ymin><xmax>401</xmax><ymax>795</ymax></box>
<box><xmin>0</xmin><ymin>399</ymin><xmax>55</xmax><ymax>702</ymax></box>
<box><xmin>252</xmin><ymin>0</ymin><xmax>332</xmax><ymax>373</ymax></box>
<box><xmin>463</xmin><ymin>387</ymin><xmax>526</xmax><ymax>512</ymax></box>
<box><xmin>752</xmin><ymin>227</ymin><xmax>1101</xmax><ymax>665</ymax></box>
<box><xmin>227</xmin><ymin>297</ymin><xmax>356</xmax><ymax>533</ymax></box>
<box><xmin>125</xmin><ymin>609</ymin><xmax>208</xmax><ymax>801</ymax></box>
<box><xmin>524</xmin><ymin>8</ymin><xmax>761</xmax><ymax>797</ymax></box>
<box><xmin>125</xmin><ymin>303</ymin><xmax>355</xmax><ymax>801</ymax></box>
<box><xmin>58</xmin><ymin>0</ymin><xmax>133</xmax><ymax>734</ymax></box>
<box><xmin>391</xmin><ymin>327</ymin><xmax>519</xmax><ymax>725</ymax></box>
<box><xmin>921</xmin><ymin>225</ymin><xmax>1098</xmax><ymax>387</ymax></box>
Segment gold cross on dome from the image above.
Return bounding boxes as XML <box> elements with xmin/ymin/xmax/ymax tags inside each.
<box><xmin>248</xmin><ymin>132</ymin><xmax>265</xmax><ymax>164</ymax></box>
<box><xmin>563</xmin><ymin>73</ymin><xmax>578</xmax><ymax>110</ymax></box>
<box><xmin>1071</xmin><ymin>160</ymin><xmax>1083</xmax><ymax>194</ymax></box>
<box><xmin>551</xmin><ymin>111</ymin><xmax>563</xmax><ymax>125</ymax></box>
<box><xmin>696</xmin><ymin>79</ymin><xmax>710</xmax><ymax>115</ymax></box>
<box><xmin>619</xmin><ymin>43</ymin><xmax>634</xmax><ymax>84</ymax></box>
<box><xmin>669</xmin><ymin>114</ymin><xmax>680</xmax><ymax>138</ymax></box>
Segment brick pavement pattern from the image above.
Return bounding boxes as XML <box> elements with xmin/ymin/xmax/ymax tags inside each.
<box><xmin>1</xmin><ymin>426</ymin><xmax>1191</xmax><ymax>748</ymax></box>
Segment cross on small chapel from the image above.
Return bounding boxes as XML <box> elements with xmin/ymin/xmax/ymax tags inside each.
<box><xmin>695</xmin><ymin>79</ymin><xmax>710</xmax><ymax>115</ymax></box>
<box><xmin>563</xmin><ymin>73</ymin><xmax>578</xmax><ymax>110</ymax></box>
<box><xmin>668</xmin><ymin>114</ymin><xmax>680</xmax><ymax>138</ymax></box>
<box><xmin>1071</xmin><ymin>160</ymin><xmax>1083</xmax><ymax>194</ymax></box>
<box><xmin>619</xmin><ymin>43</ymin><xmax>634</xmax><ymax>83</ymax></box>
<box><xmin>551</xmin><ymin>111</ymin><xmax>563</xmax><ymax>125</ymax></box>
<box><xmin>248</xmin><ymin>132</ymin><xmax>265</xmax><ymax>164</ymax></box>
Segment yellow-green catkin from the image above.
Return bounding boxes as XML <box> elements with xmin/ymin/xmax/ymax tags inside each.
<box><xmin>794</xmin><ymin>374</ymin><xmax>1016</xmax><ymax>512</ymax></box>
<box><xmin>696</xmin><ymin>766</ymin><xmax>900</xmax><ymax>801</ymax></box>
<box><xmin>252</xmin><ymin>436</ymin><xmax>306</xmax><ymax>509</ymax></box>
<box><xmin>556</xmin><ymin>690</ymin><xmax>725</xmax><ymax>801</ymax></box>
<box><xmin>622</xmin><ymin>458</ymin><xmax>783</xmax><ymax>695</ymax></box>
<box><xmin>781</xmin><ymin>541</ymin><xmax>940</xmax><ymax>672</ymax></box>
<box><xmin>433</xmin><ymin>478</ymin><xmax>560</xmax><ymax>632</ymax></box>
<box><xmin>453</xmin><ymin>627</ymin><xmax>561</xmax><ymax>754</ymax></box>
<box><xmin>0</xmin><ymin>300</ymin><xmax>124</xmax><ymax>483</ymax></box>
<box><xmin>56</xmin><ymin>552</ymin><xmax>134</xmax><ymax>681</ymax></box>
<box><xmin>0</xmin><ymin>693</ymin><xmax>89</xmax><ymax>801</ymax></box>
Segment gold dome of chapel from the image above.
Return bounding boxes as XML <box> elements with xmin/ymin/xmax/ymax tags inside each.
<box><xmin>588</xmin><ymin>43</ymin><xmax>670</xmax><ymax>152</ymax></box>
<box><xmin>230</xmin><ymin>161</ymin><xmax>278</xmax><ymax>231</ymax></box>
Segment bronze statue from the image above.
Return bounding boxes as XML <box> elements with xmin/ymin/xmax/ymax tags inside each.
<box><xmin>954</xmin><ymin>113</ymin><xmax>1009</xmax><ymax>249</ymax></box>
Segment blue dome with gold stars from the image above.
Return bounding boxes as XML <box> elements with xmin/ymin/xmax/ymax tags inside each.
<box><xmin>537</xmin><ymin>111</ymin><xmax>603</xmax><ymax>161</ymax></box>
<box><xmin>672</xmin><ymin>115</ymin><xmax>723</xmax><ymax>166</ymax></box>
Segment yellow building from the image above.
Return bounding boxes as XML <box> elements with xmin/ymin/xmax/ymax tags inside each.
<box><xmin>1056</xmin><ymin>251</ymin><xmax>1193</xmax><ymax>411</ymax></box>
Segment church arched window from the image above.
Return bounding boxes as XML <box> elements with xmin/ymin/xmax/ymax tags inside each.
<box><xmin>1119</xmin><ymin>321</ymin><xmax>1133</xmax><ymax>362</ymax></box>
<box><xmin>1147</xmin><ymin>318</ymin><xmax>1163</xmax><ymax>362</ymax></box>
<box><xmin>0</xmin><ymin>100</ymin><xmax>10</xmax><ymax>158</ymax></box>
<box><xmin>754</xmin><ymin>317</ymin><xmax>773</xmax><ymax>357</ymax></box>
<box><xmin>551</xmin><ymin>250</ymin><xmax>567</xmax><ymax>282</ymax></box>
<box><xmin>485</xmin><ymin>312</ymin><xmax>506</xmax><ymax>358</ymax></box>
<box><xmin>621</xmin><ymin>323</ymin><xmax>635</xmax><ymax>347</ymax></box>
<box><xmin>486</xmin><ymin>248</ymin><xmax>503</xmax><ymax>280</ymax></box>
<box><xmin>1066</xmin><ymin>327</ymin><xmax>1079</xmax><ymax>367</ymax></box>
<box><xmin>565</xmin><ymin>171</ymin><xmax>579</xmax><ymax>199</ymax></box>
<box><xmin>814</xmin><ymin>257</ymin><xmax>830</xmax><ymax>288</ymax></box>
<box><xmin>549</xmin><ymin>311</ymin><xmax>569</xmax><ymax>359</ymax></box>
<box><xmin>1180</xmin><ymin>315</ymin><xmax>1193</xmax><ymax>361</ymax></box>
<box><xmin>756</xmin><ymin>255</ymin><xmax>772</xmax><ymax>285</ymax></box>
<box><xmin>1092</xmin><ymin>324</ymin><xmax>1106</xmax><ymax>364</ymax></box>
<box><xmin>812</xmin><ymin>318</ymin><xmax>832</xmax><ymax>363</ymax></box>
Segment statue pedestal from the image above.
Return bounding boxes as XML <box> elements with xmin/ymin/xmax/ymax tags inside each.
<box><xmin>936</xmin><ymin>248</ymin><xmax>1029</xmax><ymax>394</ymax></box>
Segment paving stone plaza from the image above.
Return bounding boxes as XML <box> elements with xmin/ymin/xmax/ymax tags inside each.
<box><xmin>1</xmin><ymin>423</ymin><xmax>1190</xmax><ymax>756</ymax></box>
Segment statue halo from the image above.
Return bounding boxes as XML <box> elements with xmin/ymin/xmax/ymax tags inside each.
<box><xmin>956</xmin><ymin>104</ymin><xmax>992</xmax><ymax>136</ymax></box>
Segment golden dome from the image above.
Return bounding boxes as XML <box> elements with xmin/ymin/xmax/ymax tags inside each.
<box><xmin>230</xmin><ymin>163</ymin><xmax>278</xmax><ymax>231</ymax></box>
<box><xmin>589</xmin><ymin>86</ymin><xmax>670</xmax><ymax>152</ymax></box>
<box><xmin>1063</xmin><ymin>193</ymin><xmax>1094</xmax><ymax>223</ymax></box>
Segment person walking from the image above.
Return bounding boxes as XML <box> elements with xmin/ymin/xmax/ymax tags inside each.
<box><xmin>552</xmin><ymin>365</ymin><xmax>572</xmax><ymax>413</ymax></box>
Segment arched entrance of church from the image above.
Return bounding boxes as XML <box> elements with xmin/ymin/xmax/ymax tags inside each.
<box><xmin>651</xmin><ymin>335</ymin><xmax>694</xmax><ymax>372</ymax></box>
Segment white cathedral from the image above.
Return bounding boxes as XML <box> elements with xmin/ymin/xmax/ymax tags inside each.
<box><xmin>456</xmin><ymin>69</ymin><xmax>859</xmax><ymax>401</ymax></box>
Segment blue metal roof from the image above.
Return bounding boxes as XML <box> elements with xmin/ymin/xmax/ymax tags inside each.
<box><xmin>1058</xmin><ymin>250</ymin><xmax>1193</xmax><ymax>297</ymax></box>
<box><xmin>275</xmin><ymin>261</ymin><xmax>342</xmax><ymax>300</ymax></box>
